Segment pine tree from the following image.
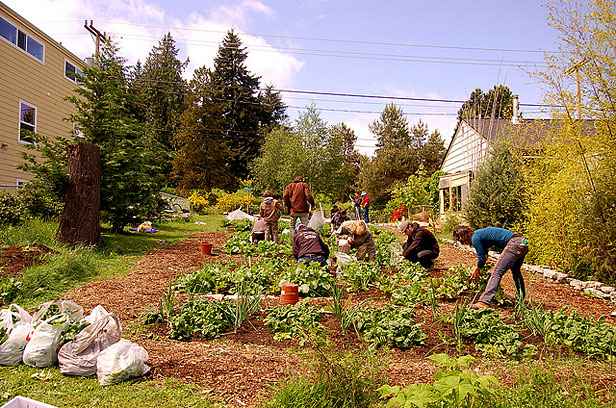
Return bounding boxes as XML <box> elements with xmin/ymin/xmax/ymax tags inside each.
<box><xmin>130</xmin><ymin>33</ymin><xmax>188</xmax><ymax>177</ymax></box>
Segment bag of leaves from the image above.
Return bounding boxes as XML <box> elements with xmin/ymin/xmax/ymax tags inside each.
<box><xmin>58</xmin><ymin>311</ymin><xmax>121</xmax><ymax>376</ymax></box>
<box><xmin>0</xmin><ymin>304</ymin><xmax>34</xmax><ymax>366</ymax></box>
<box><xmin>96</xmin><ymin>339</ymin><xmax>150</xmax><ymax>386</ymax></box>
<box><xmin>23</xmin><ymin>300</ymin><xmax>84</xmax><ymax>368</ymax></box>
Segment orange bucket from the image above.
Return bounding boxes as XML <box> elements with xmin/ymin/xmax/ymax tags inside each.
<box><xmin>200</xmin><ymin>242</ymin><xmax>213</xmax><ymax>255</ymax></box>
<box><xmin>280</xmin><ymin>283</ymin><xmax>299</xmax><ymax>305</ymax></box>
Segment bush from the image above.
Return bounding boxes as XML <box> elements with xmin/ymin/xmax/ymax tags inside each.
<box><xmin>0</xmin><ymin>192</ymin><xmax>27</xmax><ymax>225</ymax></box>
<box><xmin>216</xmin><ymin>191</ymin><xmax>258</xmax><ymax>213</ymax></box>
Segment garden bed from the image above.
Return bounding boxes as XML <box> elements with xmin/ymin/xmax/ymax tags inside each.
<box><xmin>9</xmin><ymin>230</ymin><xmax>610</xmax><ymax>407</ymax></box>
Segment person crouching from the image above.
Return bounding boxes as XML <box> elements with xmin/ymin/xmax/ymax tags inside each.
<box><xmin>292</xmin><ymin>222</ymin><xmax>330</xmax><ymax>268</ymax></box>
<box><xmin>399</xmin><ymin>221</ymin><xmax>439</xmax><ymax>268</ymax></box>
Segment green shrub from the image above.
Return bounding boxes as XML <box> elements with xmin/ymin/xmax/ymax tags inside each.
<box><xmin>0</xmin><ymin>192</ymin><xmax>27</xmax><ymax>225</ymax></box>
<box><xmin>168</xmin><ymin>298</ymin><xmax>234</xmax><ymax>340</ymax></box>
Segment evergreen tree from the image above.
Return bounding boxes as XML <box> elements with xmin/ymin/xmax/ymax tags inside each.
<box><xmin>464</xmin><ymin>142</ymin><xmax>526</xmax><ymax>229</ymax></box>
<box><xmin>457</xmin><ymin>85</ymin><xmax>514</xmax><ymax>122</ymax></box>
<box><xmin>174</xmin><ymin>30</ymin><xmax>286</xmax><ymax>189</ymax></box>
<box><xmin>21</xmin><ymin>42</ymin><xmax>164</xmax><ymax>232</ymax></box>
<box><xmin>419</xmin><ymin>130</ymin><xmax>446</xmax><ymax>173</ymax></box>
<box><xmin>130</xmin><ymin>33</ymin><xmax>188</xmax><ymax>177</ymax></box>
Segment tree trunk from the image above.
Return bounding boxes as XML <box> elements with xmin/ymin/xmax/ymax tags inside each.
<box><xmin>57</xmin><ymin>142</ymin><xmax>101</xmax><ymax>246</ymax></box>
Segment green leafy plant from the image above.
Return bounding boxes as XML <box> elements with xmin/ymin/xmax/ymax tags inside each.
<box><xmin>222</xmin><ymin>232</ymin><xmax>254</xmax><ymax>255</ymax></box>
<box><xmin>328</xmin><ymin>283</ymin><xmax>366</xmax><ymax>335</ymax></box>
<box><xmin>340</xmin><ymin>261</ymin><xmax>381</xmax><ymax>292</ymax></box>
<box><xmin>378</xmin><ymin>353</ymin><xmax>499</xmax><ymax>408</ymax></box>
<box><xmin>219</xmin><ymin>280</ymin><xmax>261</xmax><ymax>333</ymax></box>
<box><xmin>168</xmin><ymin>298</ymin><xmax>234</xmax><ymax>340</ymax></box>
<box><xmin>264</xmin><ymin>300</ymin><xmax>324</xmax><ymax>345</ymax></box>
<box><xmin>0</xmin><ymin>277</ymin><xmax>23</xmax><ymax>305</ymax></box>
<box><xmin>230</xmin><ymin>218</ymin><xmax>254</xmax><ymax>232</ymax></box>
<box><xmin>279</xmin><ymin>262</ymin><xmax>335</xmax><ymax>297</ymax></box>
<box><xmin>352</xmin><ymin>305</ymin><xmax>427</xmax><ymax>350</ymax></box>
<box><xmin>457</xmin><ymin>308</ymin><xmax>524</xmax><ymax>356</ymax></box>
<box><xmin>172</xmin><ymin>262</ymin><xmax>234</xmax><ymax>294</ymax></box>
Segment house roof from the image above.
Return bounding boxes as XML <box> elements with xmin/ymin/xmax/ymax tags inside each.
<box><xmin>440</xmin><ymin>117</ymin><xmax>596</xmax><ymax>170</ymax></box>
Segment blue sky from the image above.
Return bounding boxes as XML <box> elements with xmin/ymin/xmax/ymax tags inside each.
<box><xmin>5</xmin><ymin>0</ymin><xmax>561</xmax><ymax>154</ymax></box>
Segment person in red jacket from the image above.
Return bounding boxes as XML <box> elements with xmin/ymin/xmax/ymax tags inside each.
<box><xmin>361</xmin><ymin>191</ymin><xmax>370</xmax><ymax>224</ymax></box>
<box><xmin>283</xmin><ymin>177</ymin><xmax>315</xmax><ymax>241</ymax></box>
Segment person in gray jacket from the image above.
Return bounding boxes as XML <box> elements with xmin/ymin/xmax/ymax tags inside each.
<box><xmin>335</xmin><ymin>219</ymin><xmax>376</xmax><ymax>261</ymax></box>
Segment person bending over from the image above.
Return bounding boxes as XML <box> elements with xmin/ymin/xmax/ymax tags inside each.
<box><xmin>335</xmin><ymin>219</ymin><xmax>376</xmax><ymax>262</ymax></box>
<box><xmin>453</xmin><ymin>225</ymin><xmax>529</xmax><ymax>309</ymax></box>
<box><xmin>292</xmin><ymin>222</ymin><xmax>330</xmax><ymax>268</ymax></box>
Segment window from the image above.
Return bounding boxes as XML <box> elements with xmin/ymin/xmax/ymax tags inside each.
<box><xmin>19</xmin><ymin>101</ymin><xmax>36</xmax><ymax>144</ymax></box>
<box><xmin>65</xmin><ymin>60</ymin><xmax>84</xmax><ymax>83</ymax></box>
<box><xmin>0</xmin><ymin>15</ymin><xmax>44</xmax><ymax>62</ymax></box>
<box><xmin>16</xmin><ymin>179</ymin><xmax>27</xmax><ymax>188</ymax></box>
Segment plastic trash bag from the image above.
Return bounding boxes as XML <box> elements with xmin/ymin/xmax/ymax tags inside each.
<box><xmin>0</xmin><ymin>323</ymin><xmax>34</xmax><ymax>366</ymax></box>
<box><xmin>0</xmin><ymin>304</ymin><xmax>32</xmax><ymax>333</ymax></box>
<box><xmin>96</xmin><ymin>339</ymin><xmax>150</xmax><ymax>386</ymax></box>
<box><xmin>23</xmin><ymin>301</ymin><xmax>82</xmax><ymax>368</ymax></box>
<box><xmin>308</xmin><ymin>209</ymin><xmax>326</xmax><ymax>234</ymax></box>
<box><xmin>58</xmin><ymin>312</ymin><xmax>121</xmax><ymax>376</ymax></box>
<box><xmin>389</xmin><ymin>242</ymin><xmax>404</xmax><ymax>267</ymax></box>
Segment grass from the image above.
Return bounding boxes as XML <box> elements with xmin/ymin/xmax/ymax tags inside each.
<box><xmin>0</xmin><ymin>365</ymin><xmax>217</xmax><ymax>407</ymax></box>
<box><xmin>0</xmin><ymin>214</ymin><xmax>225</xmax><ymax>309</ymax></box>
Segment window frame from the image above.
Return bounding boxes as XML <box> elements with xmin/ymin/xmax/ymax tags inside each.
<box><xmin>16</xmin><ymin>179</ymin><xmax>28</xmax><ymax>188</ymax></box>
<box><xmin>0</xmin><ymin>14</ymin><xmax>45</xmax><ymax>63</ymax></box>
<box><xmin>18</xmin><ymin>100</ymin><xmax>37</xmax><ymax>145</ymax></box>
<box><xmin>64</xmin><ymin>58</ymin><xmax>85</xmax><ymax>84</ymax></box>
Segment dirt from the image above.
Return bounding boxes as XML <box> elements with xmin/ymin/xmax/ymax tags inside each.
<box><xmin>0</xmin><ymin>244</ymin><xmax>56</xmax><ymax>278</ymax></box>
<box><xmin>5</xmin><ymin>230</ymin><xmax>616</xmax><ymax>407</ymax></box>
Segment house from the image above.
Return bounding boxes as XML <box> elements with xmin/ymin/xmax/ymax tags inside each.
<box><xmin>438</xmin><ymin>95</ymin><xmax>550</xmax><ymax>215</ymax></box>
<box><xmin>0</xmin><ymin>1</ymin><xmax>85</xmax><ymax>191</ymax></box>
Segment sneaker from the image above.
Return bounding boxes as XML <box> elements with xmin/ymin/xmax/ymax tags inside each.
<box><xmin>470</xmin><ymin>301</ymin><xmax>490</xmax><ymax>310</ymax></box>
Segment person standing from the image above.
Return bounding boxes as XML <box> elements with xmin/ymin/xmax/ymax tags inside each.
<box><xmin>259</xmin><ymin>190</ymin><xmax>284</xmax><ymax>244</ymax></box>
<box><xmin>293</xmin><ymin>223</ymin><xmax>330</xmax><ymax>268</ymax></box>
<box><xmin>335</xmin><ymin>219</ymin><xmax>376</xmax><ymax>262</ymax></box>
<box><xmin>283</xmin><ymin>177</ymin><xmax>316</xmax><ymax>241</ymax></box>
<box><xmin>398</xmin><ymin>221</ymin><xmax>439</xmax><ymax>268</ymax></box>
<box><xmin>453</xmin><ymin>225</ymin><xmax>529</xmax><ymax>309</ymax></box>
<box><xmin>352</xmin><ymin>193</ymin><xmax>362</xmax><ymax>220</ymax></box>
<box><xmin>361</xmin><ymin>191</ymin><xmax>370</xmax><ymax>224</ymax></box>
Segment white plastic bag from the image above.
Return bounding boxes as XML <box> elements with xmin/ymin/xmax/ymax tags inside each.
<box><xmin>389</xmin><ymin>242</ymin><xmax>404</xmax><ymax>266</ymax></box>
<box><xmin>58</xmin><ymin>313</ymin><xmax>121</xmax><ymax>376</ymax></box>
<box><xmin>226</xmin><ymin>209</ymin><xmax>254</xmax><ymax>221</ymax></box>
<box><xmin>308</xmin><ymin>207</ymin><xmax>326</xmax><ymax>234</ymax></box>
<box><xmin>0</xmin><ymin>323</ymin><xmax>33</xmax><ymax>366</ymax></box>
<box><xmin>22</xmin><ymin>318</ymin><xmax>64</xmax><ymax>368</ymax></box>
<box><xmin>0</xmin><ymin>304</ymin><xmax>32</xmax><ymax>334</ymax></box>
<box><xmin>96</xmin><ymin>339</ymin><xmax>150</xmax><ymax>385</ymax></box>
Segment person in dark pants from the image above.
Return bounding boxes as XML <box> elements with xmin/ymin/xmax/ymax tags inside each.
<box><xmin>398</xmin><ymin>221</ymin><xmax>439</xmax><ymax>268</ymax></box>
<box><xmin>361</xmin><ymin>191</ymin><xmax>370</xmax><ymax>224</ymax></box>
<box><xmin>453</xmin><ymin>225</ymin><xmax>529</xmax><ymax>309</ymax></box>
<box><xmin>292</xmin><ymin>223</ymin><xmax>330</xmax><ymax>268</ymax></box>
<box><xmin>251</xmin><ymin>216</ymin><xmax>266</xmax><ymax>246</ymax></box>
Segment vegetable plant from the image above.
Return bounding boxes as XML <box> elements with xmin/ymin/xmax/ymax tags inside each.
<box><xmin>264</xmin><ymin>300</ymin><xmax>324</xmax><ymax>345</ymax></box>
<box><xmin>278</xmin><ymin>262</ymin><xmax>335</xmax><ymax>297</ymax></box>
<box><xmin>352</xmin><ymin>305</ymin><xmax>427</xmax><ymax>350</ymax></box>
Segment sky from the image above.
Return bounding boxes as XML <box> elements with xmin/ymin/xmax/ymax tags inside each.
<box><xmin>4</xmin><ymin>0</ymin><xmax>562</xmax><ymax>155</ymax></box>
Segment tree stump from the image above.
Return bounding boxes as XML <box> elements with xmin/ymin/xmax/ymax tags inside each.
<box><xmin>57</xmin><ymin>142</ymin><xmax>101</xmax><ymax>246</ymax></box>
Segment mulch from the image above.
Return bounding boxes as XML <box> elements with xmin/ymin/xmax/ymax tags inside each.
<box><xmin>4</xmin><ymin>230</ymin><xmax>616</xmax><ymax>407</ymax></box>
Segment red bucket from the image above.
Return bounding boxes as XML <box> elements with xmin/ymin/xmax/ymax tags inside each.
<box><xmin>280</xmin><ymin>283</ymin><xmax>299</xmax><ymax>305</ymax></box>
<box><xmin>200</xmin><ymin>242</ymin><xmax>213</xmax><ymax>255</ymax></box>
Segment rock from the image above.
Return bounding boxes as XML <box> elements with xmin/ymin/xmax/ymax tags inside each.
<box><xmin>543</xmin><ymin>270</ymin><xmax>568</xmax><ymax>282</ymax></box>
<box><xmin>569</xmin><ymin>279</ymin><xmax>585</xmax><ymax>290</ymax></box>
<box><xmin>600</xmin><ymin>286</ymin><xmax>615</xmax><ymax>294</ymax></box>
<box><xmin>585</xmin><ymin>281</ymin><xmax>604</xmax><ymax>289</ymax></box>
<box><xmin>585</xmin><ymin>288</ymin><xmax>611</xmax><ymax>299</ymax></box>
<box><xmin>611</xmin><ymin>310</ymin><xmax>616</xmax><ymax>317</ymax></box>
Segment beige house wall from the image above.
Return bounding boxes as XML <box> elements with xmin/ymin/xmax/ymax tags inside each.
<box><xmin>0</xmin><ymin>2</ymin><xmax>84</xmax><ymax>191</ymax></box>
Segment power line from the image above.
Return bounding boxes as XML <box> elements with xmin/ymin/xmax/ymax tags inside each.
<box><xmin>47</xmin><ymin>19</ymin><xmax>556</xmax><ymax>55</ymax></box>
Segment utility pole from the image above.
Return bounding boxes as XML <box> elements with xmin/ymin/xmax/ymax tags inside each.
<box><xmin>563</xmin><ymin>57</ymin><xmax>588</xmax><ymax>120</ymax></box>
<box><xmin>84</xmin><ymin>20</ymin><xmax>109</xmax><ymax>64</ymax></box>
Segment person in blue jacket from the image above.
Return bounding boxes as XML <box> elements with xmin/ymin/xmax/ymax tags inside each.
<box><xmin>453</xmin><ymin>225</ymin><xmax>529</xmax><ymax>309</ymax></box>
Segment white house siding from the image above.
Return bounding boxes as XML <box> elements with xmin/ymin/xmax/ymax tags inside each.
<box><xmin>441</xmin><ymin>122</ymin><xmax>487</xmax><ymax>174</ymax></box>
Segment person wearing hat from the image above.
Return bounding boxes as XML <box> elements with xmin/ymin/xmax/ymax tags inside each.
<box><xmin>335</xmin><ymin>219</ymin><xmax>376</xmax><ymax>261</ymax></box>
<box><xmin>361</xmin><ymin>191</ymin><xmax>370</xmax><ymax>224</ymax></box>
<box><xmin>292</xmin><ymin>222</ymin><xmax>330</xmax><ymax>267</ymax></box>
<box><xmin>399</xmin><ymin>220</ymin><xmax>439</xmax><ymax>268</ymax></box>
<box><xmin>260</xmin><ymin>190</ymin><xmax>284</xmax><ymax>244</ymax></box>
